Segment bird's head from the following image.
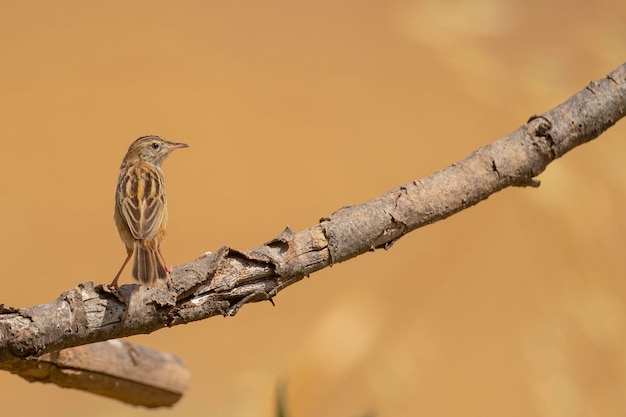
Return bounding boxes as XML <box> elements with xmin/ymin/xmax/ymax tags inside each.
<box><xmin>122</xmin><ymin>135</ymin><xmax>189</xmax><ymax>168</ymax></box>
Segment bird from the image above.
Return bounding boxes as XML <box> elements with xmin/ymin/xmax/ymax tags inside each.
<box><xmin>110</xmin><ymin>135</ymin><xmax>188</xmax><ymax>291</ymax></box>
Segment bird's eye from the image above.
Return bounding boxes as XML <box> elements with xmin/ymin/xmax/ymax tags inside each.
<box><xmin>151</xmin><ymin>142</ymin><xmax>160</xmax><ymax>149</ymax></box>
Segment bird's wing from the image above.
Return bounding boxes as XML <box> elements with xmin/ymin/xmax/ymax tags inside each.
<box><xmin>118</xmin><ymin>165</ymin><xmax>167</xmax><ymax>241</ymax></box>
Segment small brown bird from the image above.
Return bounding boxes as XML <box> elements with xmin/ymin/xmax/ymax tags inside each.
<box><xmin>110</xmin><ymin>135</ymin><xmax>188</xmax><ymax>290</ymax></box>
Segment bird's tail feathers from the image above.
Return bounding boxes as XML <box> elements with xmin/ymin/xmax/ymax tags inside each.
<box><xmin>133</xmin><ymin>242</ymin><xmax>168</xmax><ymax>286</ymax></box>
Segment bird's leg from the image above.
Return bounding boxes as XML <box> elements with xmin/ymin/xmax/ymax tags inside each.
<box><xmin>157</xmin><ymin>248</ymin><xmax>174</xmax><ymax>288</ymax></box>
<box><xmin>110</xmin><ymin>250</ymin><xmax>132</xmax><ymax>291</ymax></box>
<box><xmin>157</xmin><ymin>248</ymin><xmax>172</xmax><ymax>273</ymax></box>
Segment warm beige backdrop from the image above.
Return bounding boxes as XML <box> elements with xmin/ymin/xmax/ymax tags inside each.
<box><xmin>2</xmin><ymin>1</ymin><xmax>626</xmax><ymax>416</ymax></box>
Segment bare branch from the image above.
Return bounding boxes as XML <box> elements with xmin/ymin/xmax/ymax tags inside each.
<box><xmin>1</xmin><ymin>62</ymin><xmax>625</xmax><ymax>400</ymax></box>
<box><xmin>0</xmin><ymin>340</ymin><xmax>189</xmax><ymax>407</ymax></box>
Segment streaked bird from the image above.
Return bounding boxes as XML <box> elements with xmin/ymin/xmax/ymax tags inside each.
<box><xmin>110</xmin><ymin>135</ymin><xmax>188</xmax><ymax>290</ymax></box>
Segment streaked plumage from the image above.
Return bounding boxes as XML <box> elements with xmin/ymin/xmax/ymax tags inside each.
<box><xmin>110</xmin><ymin>135</ymin><xmax>188</xmax><ymax>289</ymax></box>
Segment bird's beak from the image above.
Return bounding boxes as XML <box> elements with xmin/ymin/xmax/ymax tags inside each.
<box><xmin>168</xmin><ymin>142</ymin><xmax>189</xmax><ymax>150</ymax></box>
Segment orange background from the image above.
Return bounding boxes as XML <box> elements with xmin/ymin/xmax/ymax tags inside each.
<box><xmin>2</xmin><ymin>1</ymin><xmax>626</xmax><ymax>416</ymax></box>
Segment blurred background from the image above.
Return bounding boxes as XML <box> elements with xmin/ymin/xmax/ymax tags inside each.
<box><xmin>1</xmin><ymin>1</ymin><xmax>626</xmax><ymax>416</ymax></box>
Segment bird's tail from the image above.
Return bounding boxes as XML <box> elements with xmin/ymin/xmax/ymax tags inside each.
<box><xmin>132</xmin><ymin>242</ymin><xmax>168</xmax><ymax>286</ymax></box>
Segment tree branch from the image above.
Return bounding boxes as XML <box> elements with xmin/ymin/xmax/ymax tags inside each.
<box><xmin>1</xmin><ymin>340</ymin><xmax>189</xmax><ymax>407</ymax></box>
<box><xmin>1</xmin><ymin>61</ymin><xmax>625</xmax><ymax>402</ymax></box>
